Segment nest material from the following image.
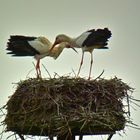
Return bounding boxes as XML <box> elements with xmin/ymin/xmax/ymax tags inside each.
<box><xmin>4</xmin><ymin>77</ymin><xmax>132</xmax><ymax>137</ymax></box>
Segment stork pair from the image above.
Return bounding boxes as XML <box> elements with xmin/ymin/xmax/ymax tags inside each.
<box><xmin>7</xmin><ymin>28</ymin><xmax>112</xmax><ymax>79</ymax></box>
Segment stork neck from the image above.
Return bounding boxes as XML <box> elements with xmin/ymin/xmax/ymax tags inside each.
<box><xmin>51</xmin><ymin>45</ymin><xmax>65</xmax><ymax>59</ymax></box>
<box><xmin>61</xmin><ymin>35</ymin><xmax>75</xmax><ymax>47</ymax></box>
<box><xmin>66</xmin><ymin>36</ymin><xmax>79</xmax><ymax>47</ymax></box>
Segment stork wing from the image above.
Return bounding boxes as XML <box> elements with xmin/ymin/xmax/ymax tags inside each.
<box><xmin>75</xmin><ymin>31</ymin><xmax>91</xmax><ymax>47</ymax></box>
<box><xmin>82</xmin><ymin>28</ymin><xmax>112</xmax><ymax>47</ymax></box>
<box><xmin>7</xmin><ymin>35</ymin><xmax>40</xmax><ymax>56</ymax></box>
<box><xmin>28</xmin><ymin>36</ymin><xmax>52</xmax><ymax>54</ymax></box>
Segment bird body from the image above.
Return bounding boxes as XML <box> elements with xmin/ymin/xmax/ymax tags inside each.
<box><xmin>7</xmin><ymin>36</ymin><xmax>53</xmax><ymax>58</ymax></box>
<box><xmin>6</xmin><ymin>35</ymin><xmax>76</xmax><ymax>77</ymax></box>
<box><xmin>50</xmin><ymin>28</ymin><xmax>112</xmax><ymax>79</ymax></box>
<box><xmin>52</xmin><ymin>28</ymin><xmax>111</xmax><ymax>50</ymax></box>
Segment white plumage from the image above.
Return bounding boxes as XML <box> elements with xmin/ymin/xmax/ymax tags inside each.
<box><xmin>75</xmin><ymin>32</ymin><xmax>91</xmax><ymax>47</ymax></box>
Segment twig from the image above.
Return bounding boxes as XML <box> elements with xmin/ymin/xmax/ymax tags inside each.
<box><xmin>17</xmin><ymin>133</ymin><xmax>25</xmax><ymax>140</ymax></box>
<box><xmin>126</xmin><ymin>125</ymin><xmax>140</xmax><ymax>130</ymax></box>
<box><xmin>126</xmin><ymin>94</ymin><xmax>130</xmax><ymax>116</ymax></box>
<box><xmin>47</xmin><ymin>94</ymin><xmax>60</xmax><ymax>115</ymax></box>
<box><xmin>72</xmin><ymin>68</ymin><xmax>77</xmax><ymax>77</ymax></box>
<box><xmin>32</xmin><ymin>62</ymin><xmax>37</xmax><ymax>77</ymax></box>
<box><xmin>42</xmin><ymin>64</ymin><xmax>52</xmax><ymax>78</ymax></box>
<box><xmin>129</xmin><ymin>100</ymin><xmax>140</xmax><ymax>107</ymax></box>
<box><xmin>94</xmin><ymin>70</ymin><xmax>104</xmax><ymax>81</ymax></box>
<box><xmin>64</xmin><ymin>116</ymin><xmax>72</xmax><ymax>138</ymax></box>
<box><xmin>129</xmin><ymin>97</ymin><xmax>140</xmax><ymax>102</ymax></box>
<box><xmin>0</xmin><ymin>105</ymin><xmax>6</xmax><ymax>115</ymax></box>
<box><xmin>26</xmin><ymin>68</ymin><xmax>34</xmax><ymax>78</ymax></box>
<box><xmin>80</xmin><ymin>120</ymin><xmax>87</xmax><ymax>131</ymax></box>
<box><xmin>54</xmin><ymin>72</ymin><xmax>61</xmax><ymax>78</ymax></box>
<box><xmin>6</xmin><ymin>133</ymin><xmax>15</xmax><ymax>140</ymax></box>
<box><xmin>0</xmin><ymin>125</ymin><xmax>5</xmax><ymax>140</ymax></box>
<box><xmin>32</xmin><ymin>61</ymin><xmax>36</xmax><ymax>69</ymax></box>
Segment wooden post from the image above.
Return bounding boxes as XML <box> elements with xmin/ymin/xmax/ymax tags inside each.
<box><xmin>79</xmin><ymin>135</ymin><xmax>83</xmax><ymax>140</ymax></box>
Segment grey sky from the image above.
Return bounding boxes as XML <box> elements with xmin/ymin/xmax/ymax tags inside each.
<box><xmin>0</xmin><ymin>0</ymin><xmax>140</xmax><ymax>139</ymax></box>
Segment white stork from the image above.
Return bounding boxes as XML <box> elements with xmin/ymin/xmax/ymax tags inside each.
<box><xmin>6</xmin><ymin>35</ymin><xmax>77</xmax><ymax>77</ymax></box>
<box><xmin>50</xmin><ymin>28</ymin><xmax>112</xmax><ymax>80</ymax></box>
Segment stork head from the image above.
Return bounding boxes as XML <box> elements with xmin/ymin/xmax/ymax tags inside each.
<box><xmin>51</xmin><ymin>42</ymin><xmax>78</xmax><ymax>59</ymax></box>
<box><xmin>50</xmin><ymin>34</ymin><xmax>72</xmax><ymax>52</ymax></box>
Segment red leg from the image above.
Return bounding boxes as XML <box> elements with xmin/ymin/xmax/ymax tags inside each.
<box><xmin>88</xmin><ymin>53</ymin><xmax>93</xmax><ymax>80</ymax></box>
<box><xmin>77</xmin><ymin>51</ymin><xmax>84</xmax><ymax>77</ymax></box>
<box><xmin>36</xmin><ymin>59</ymin><xmax>41</xmax><ymax>78</ymax></box>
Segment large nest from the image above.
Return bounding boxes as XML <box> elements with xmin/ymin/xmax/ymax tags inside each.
<box><xmin>4</xmin><ymin>77</ymin><xmax>133</xmax><ymax>138</ymax></box>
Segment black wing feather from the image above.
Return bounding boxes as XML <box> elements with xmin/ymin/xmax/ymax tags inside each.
<box><xmin>6</xmin><ymin>35</ymin><xmax>40</xmax><ymax>56</ymax></box>
<box><xmin>82</xmin><ymin>28</ymin><xmax>112</xmax><ymax>48</ymax></box>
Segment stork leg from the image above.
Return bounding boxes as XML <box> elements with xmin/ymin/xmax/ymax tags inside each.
<box><xmin>88</xmin><ymin>53</ymin><xmax>93</xmax><ymax>80</ymax></box>
<box><xmin>36</xmin><ymin>59</ymin><xmax>41</xmax><ymax>78</ymax></box>
<box><xmin>77</xmin><ymin>51</ymin><xmax>84</xmax><ymax>77</ymax></box>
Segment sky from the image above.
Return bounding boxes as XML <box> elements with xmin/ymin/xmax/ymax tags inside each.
<box><xmin>0</xmin><ymin>0</ymin><xmax>140</xmax><ymax>139</ymax></box>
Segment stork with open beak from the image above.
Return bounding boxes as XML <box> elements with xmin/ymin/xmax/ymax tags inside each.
<box><xmin>6</xmin><ymin>35</ymin><xmax>77</xmax><ymax>78</ymax></box>
<box><xmin>50</xmin><ymin>28</ymin><xmax>112</xmax><ymax>80</ymax></box>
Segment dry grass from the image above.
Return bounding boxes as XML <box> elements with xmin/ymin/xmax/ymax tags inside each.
<box><xmin>3</xmin><ymin>76</ymin><xmax>133</xmax><ymax>138</ymax></box>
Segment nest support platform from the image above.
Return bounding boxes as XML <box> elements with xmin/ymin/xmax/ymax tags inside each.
<box><xmin>4</xmin><ymin>77</ymin><xmax>132</xmax><ymax>139</ymax></box>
